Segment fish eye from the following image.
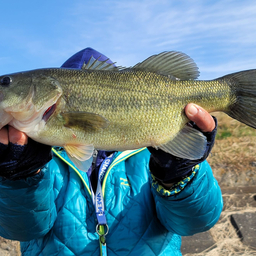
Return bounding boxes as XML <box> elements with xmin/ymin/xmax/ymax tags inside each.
<box><xmin>0</xmin><ymin>76</ymin><xmax>12</xmax><ymax>87</ymax></box>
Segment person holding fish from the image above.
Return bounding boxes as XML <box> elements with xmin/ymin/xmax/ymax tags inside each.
<box><xmin>0</xmin><ymin>48</ymin><xmax>222</xmax><ymax>255</ymax></box>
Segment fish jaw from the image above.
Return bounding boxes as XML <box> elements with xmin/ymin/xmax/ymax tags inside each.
<box><xmin>4</xmin><ymin>86</ymin><xmax>35</xmax><ymax>121</ymax></box>
<box><xmin>0</xmin><ymin>83</ymin><xmax>34</xmax><ymax>128</ymax></box>
<box><xmin>8</xmin><ymin>100</ymin><xmax>58</xmax><ymax>133</ymax></box>
<box><xmin>0</xmin><ymin>71</ymin><xmax>63</xmax><ymax>133</ymax></box>
<box><xmin>2</xmin><ymin>83</ymin><xmax>60</xmax><ymax>133</ymax></box>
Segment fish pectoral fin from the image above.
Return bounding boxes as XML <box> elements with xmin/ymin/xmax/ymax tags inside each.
<box><xmin>159</xmin><ymin>125</ymin><xmax>207</xmax><ymax>160</ymax></box>
<box><xmin>61</xmin><ymin>112</ymin><xmax>109</xmax><ymax>131</ymax></box>
<box><xmin>132</xmin><ymin>51</ymin><xmax>199</xmax><ymax>80</ymax></box>
<box><xmin>64</xmin><ymin>144</ymin><xmax>94</xmax><ymax>172</ymax></box>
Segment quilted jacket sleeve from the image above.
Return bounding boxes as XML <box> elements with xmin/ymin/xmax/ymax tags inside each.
<box><xmin>0</xmin><ymin>162</ymin><xmax>57</xmax><ymax>241</ymax></box>
<box><xmin>151</xmin><ymin>160</ymin><xmax>223</xmax><ymax>236</ymax></box>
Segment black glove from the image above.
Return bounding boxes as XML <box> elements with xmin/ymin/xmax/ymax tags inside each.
<box><xmin>148</xmin><ymin>117</ymin><xmax>217</xmax><ymax>184</ymax></box>
<box><xmin>0</xmin><ymin>138</ymin><xmax>52</xmax><ymax>180</ymax></box>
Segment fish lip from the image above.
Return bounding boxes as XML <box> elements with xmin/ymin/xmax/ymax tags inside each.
<box><xmin>43</xmin><ymin>104</ymin><xmax>56</xmax><ymax>122</ymax></box>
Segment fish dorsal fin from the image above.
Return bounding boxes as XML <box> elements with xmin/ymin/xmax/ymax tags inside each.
<box><xmin>64</xmin><ymin>144</ymin><xmax>94</xmax><ymax>172</ymax></box>
<box><xmin>133</xmin><ymin>51</ymin><xmax>200</xmax><ymax>80</ymax></box>
<box><xmin>82</xmin><ymin>55</ymin><xmax>119</xmax><ymax>71</ymax></box>
<box><xmin>159</xmin><ymin>125</ymin><xmax>207</xmax><ymax>160</ymax></box>
<box><xmin>61</xmin><ymin>112</ymin><xmax>109</xmax><ymax>131</ymax></box>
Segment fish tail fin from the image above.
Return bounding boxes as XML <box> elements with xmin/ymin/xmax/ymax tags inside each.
<box><xmin>220</xmin><ymin>69</ymin><xmax>256</xmax><ymax>129</ymax></box>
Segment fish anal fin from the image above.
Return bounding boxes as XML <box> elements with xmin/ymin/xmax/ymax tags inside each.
<box><xmin>61</xmin><ymin>112</ymin><xmax>109</xmax><ymax>131</ymax></box>
<box><xmin>159</xmin><ymin>125</ymin><xmax>207</xmax><ymax>160</ymax></box>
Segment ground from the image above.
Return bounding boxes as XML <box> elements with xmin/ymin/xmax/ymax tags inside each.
<box><xmin>182</xmin><ymin>113</ymin><xmax>256</xmax><ymax>256</ymax></box>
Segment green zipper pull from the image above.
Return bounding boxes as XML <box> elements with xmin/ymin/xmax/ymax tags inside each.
<box><xmin>97</xmin><ymin>224</ymin><xmax>108</xmax><ymax>256</ymax></box>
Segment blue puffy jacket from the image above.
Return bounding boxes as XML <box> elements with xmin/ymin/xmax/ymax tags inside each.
<box><xmin>0</xmin><ymin>147</ymin><xmax>222</xmax><ymax>255</ymax></box>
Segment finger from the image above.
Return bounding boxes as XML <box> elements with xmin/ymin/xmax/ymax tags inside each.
<box><xmin>185</xmin><ymin>103</ymin><xmax>215</xmax><ymax>132</ymax></box>
<box><xmin>0</xmin><ymin>126</ymin><xmax>9</xmax><ymax>145</ymax></box>
<box><xmin>8</xmin><ymin>126</ymin><xmax>28</xmax><ymax>145</ymax></box>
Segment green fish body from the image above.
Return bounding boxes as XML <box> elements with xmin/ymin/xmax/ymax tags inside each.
<box><xmin>0</xmin><ymin>51</ymin><xmax>255</xmax><ymax>171</ymax></box>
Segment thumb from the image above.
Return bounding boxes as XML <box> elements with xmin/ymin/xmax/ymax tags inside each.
<box><xmin>8</xmin><ymin>126</ymin><xmax>28</xmax><ymax>145</ymax></box>
<box><xmin>185</xmin><ymin>103</ymin><xmax>215</xmax><ymax>132</ymax></box>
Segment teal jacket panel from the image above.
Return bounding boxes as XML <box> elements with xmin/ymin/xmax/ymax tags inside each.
<box><xmin>0</xmin><ymin>148</ymin><xmax>223</xmax><ymax>255</ymax></box>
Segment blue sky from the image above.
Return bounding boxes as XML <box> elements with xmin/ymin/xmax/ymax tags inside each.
<box><xmin>1</xmin><ymin>0</ymin><xmax>256</xmax><ymax>79</ymax></box>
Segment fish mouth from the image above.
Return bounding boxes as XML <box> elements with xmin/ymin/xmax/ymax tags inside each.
<box><xmin>43</xmin><ymin>104</ymin><xmax>56</xmax><ymax>122</ymax></box>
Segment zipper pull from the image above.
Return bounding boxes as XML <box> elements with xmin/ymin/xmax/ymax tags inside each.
<box><xmin>97</xmin><ymin>224</ymin><xmax>109</xmax><ymax>256</ymax></box>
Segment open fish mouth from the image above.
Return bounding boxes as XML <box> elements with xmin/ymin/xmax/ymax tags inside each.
<box><xmin>43</xmin><ymin>104</ymin><xmax>56</xmax><ymax>122</ymax></box>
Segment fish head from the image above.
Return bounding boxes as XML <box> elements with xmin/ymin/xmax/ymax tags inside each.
<box><xmin>0</xmin><ymin>70</ymin><xmax>62</xmax><ymax>132</ymax></box>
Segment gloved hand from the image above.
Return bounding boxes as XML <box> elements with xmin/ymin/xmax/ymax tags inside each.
<box><xmin>148</xmin><ymin>103</ymin><xmax>217</xmax><ymax>184</ymax></box>
<box><xmin>0</xmin><ymin>126</ymin><xmax>52</xmax><ymax>180</ymax></box>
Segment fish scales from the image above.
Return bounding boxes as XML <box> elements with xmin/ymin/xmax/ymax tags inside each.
<box><xmin>1</xmin><ymin>50</ymin><xmax>256</xmax><ymax>171</ymax></box>
<box><xmin>39</xmin><ymin>68</ymin><xmax>233</xmax><ymax>150</ymax></box>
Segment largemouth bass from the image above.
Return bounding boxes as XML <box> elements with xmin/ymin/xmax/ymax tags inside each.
<box><xmin>0</xmin><ymin>51</ymin><xmax>256</xmax><ymax>171</ymax></box>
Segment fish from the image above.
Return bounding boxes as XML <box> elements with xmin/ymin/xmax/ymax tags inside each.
<box><xmin>1</xmin><ymin>51</ymin><xmax>256</xmax><ymax>171</ymax></box>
